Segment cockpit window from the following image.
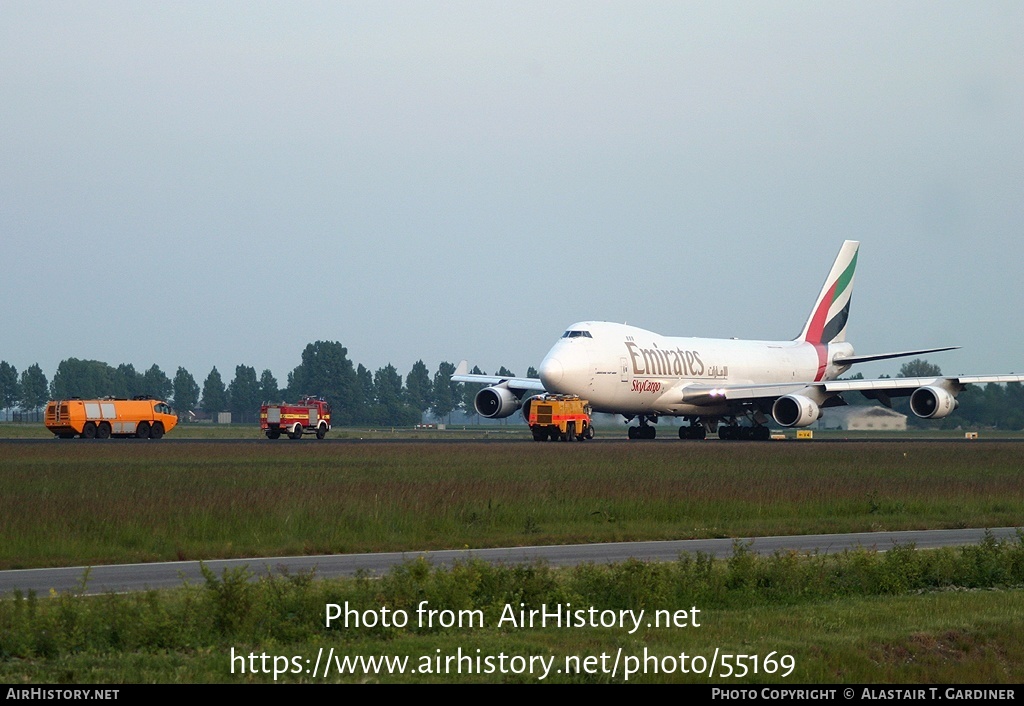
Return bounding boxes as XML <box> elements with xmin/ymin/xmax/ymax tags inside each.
<box><xmin>561</xmin><ymin>330</ymin><xmax>592</xmax><ymax>339</ymax></box>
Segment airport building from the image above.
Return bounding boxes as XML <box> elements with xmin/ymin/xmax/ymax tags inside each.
<box><xmin>819</xmin><ymin>406</ymin><xmax>908</xmax><ymax>431</ymax></box>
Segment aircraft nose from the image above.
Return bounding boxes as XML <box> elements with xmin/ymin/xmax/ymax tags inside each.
<box><xmin>540</xmin><ymin>350</ymin><xmax>590</xmax><ymax>394</ymax></box>
<box><xmin>539</xmin><ymin>357</ymin><xmax>563</xmax><ymax>387</ymax></box>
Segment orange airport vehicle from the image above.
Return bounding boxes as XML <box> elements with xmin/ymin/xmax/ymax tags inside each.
<box><xmin>522</xmin><ymin>393</ymin><xmax>594</xmax><ymax>442</ymax></box>
<box><xmin>260</xmin><ymin>396</ymin><xmax>332</xmax><ymax>440</ymax></box>
<box><xmin>45</xmin><ymin>397</ymin><xmax>178</xmax><ymax>439</ymax></box>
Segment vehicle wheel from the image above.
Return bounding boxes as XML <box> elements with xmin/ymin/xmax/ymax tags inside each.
<box><xmin>136</xmin><ymin>421</ymin><xmax>151</xmax><ymax>439</ymax></box>
<box><xmin>289</xmin><ymin>424</ymin><xmax>303</xmax><ymax>440</ymax></box>
<box><xmin>585</xmin><ymin>424</ymin><xmax>594</xmax><ymax>439</ymax></box>
<box><xmin>567</xmin><ymin>422</ymin><xmax>576</xmax><ymax>442</ymax></box>
<box><xmin>266</xmin><ymin>430</ymin><xmax>281</xmax><ymax>440</ymax></box>
<box><xmin>150</xmin><ymin>422</ymin><xmax>164</xmax><ymax>439</ymax></box>
<box><xmin>316</xmin><ymin>424</ymin><xmax>327</xmax><ymax>440</ymax></box>
<box><xmin>97</xmin><ymin>422</ymin><xmax>111</xmax><ymax>439</ymax></box>
<box><xmin>532</xmin><ymin>428</ymin><xmax>546</xmax><ymax>441</ymax></box>
<box><xmin>82</xmin><ymin>422</ymin><xmax>97</xmax><ymax>439</ymax></box>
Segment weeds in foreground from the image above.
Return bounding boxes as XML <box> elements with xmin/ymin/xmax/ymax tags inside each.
<box><xmin>2</xmin><ymin>531</ymin><xmax>1022</xmax><ymax>663</ymax></box>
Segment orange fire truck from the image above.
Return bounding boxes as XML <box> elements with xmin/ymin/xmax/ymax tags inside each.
<box><xmin>260</xmin><ymin>396</ymin><xmax>332</xmax><ymax>439</ymax></box>
<box><xmin>522</xmin><ymin>394</ymin><xmax>594</xmax><ymax>442</ymax></box>
<box><xmin>45</xmin><ymin>397</ymin><xmax>178</xmax><ymax>439</ymax></box>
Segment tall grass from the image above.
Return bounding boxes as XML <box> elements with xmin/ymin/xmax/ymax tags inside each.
<box><xmin>1</xmin><ymin>441</ymin><xmax>1021</xmax><ymax>569</ymax></box>
<box><xmin>1</xmin><ymin>534</ymin><xmax>1023</xmax><ymax>682</ymax></box>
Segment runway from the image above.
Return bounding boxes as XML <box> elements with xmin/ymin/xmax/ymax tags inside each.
<box><xmin>1</xmin><ymin>526</ymin><xmax>1019</xmax><ymax>596</ymax></box>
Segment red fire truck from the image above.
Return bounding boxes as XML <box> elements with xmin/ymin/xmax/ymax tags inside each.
<box><xmin>260</xmin><ymin>396</ymin><xmax>332</xmax><ymax>440</ymax></box>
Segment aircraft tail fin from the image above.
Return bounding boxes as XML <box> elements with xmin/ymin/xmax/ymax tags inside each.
<box><xmin>797</xmin><ymin>240</ymin><xmax>859</xmax><ymax>344</ymax></box>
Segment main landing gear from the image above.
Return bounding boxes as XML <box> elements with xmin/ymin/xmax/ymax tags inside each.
<box><xmin>626</xmin><ymin>415</ymin><xmax>772</xmax><ymax>441</ymax></box>
<box><xmin>717</xmin><ymin>422</ymin><xmax>771</xmax><ymax>441</ymax></box>
<box><xmin>678</xmin><ymin>421</ymin><xmax>707</xmax><ymax>440</ymax></box>
<box><xmin>626</xmin><ymin>415</ymin><xmax>657</xmax><ymax>440</ymax></box>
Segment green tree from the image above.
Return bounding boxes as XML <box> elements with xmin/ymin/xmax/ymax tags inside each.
<box><xmin>141</xmin><ymin>364</ymin><xmax>172</xmax><ymax>400</ymax></box>
<box><xmin>526</xmin><ymin>366</ymin><xmax>539</xmax><ymax>378</ymax></box>
<box><xmin>0</xmin><ymin>362</ymin><xmax>19</xmax><ymax>421</ymax></box>
<box><xmin>227</xmin><ymin>365</ymin><xmax>261</xmax><ymax>423</ymax></box>
<box><xmin>1005</xmin><ymin>381</ymin><xmax>1024</xmax><ymax>430</ymax></box>
<box><xmin>495</xmin><ymin>366</ymin><xmax>515</xmax><ymax>377</ymax></box>
<box><xmin>19</xmin><ymin>364</ymin><xmax>48</xmax><ymax>421</ymax></box>
<box><xmin>287</xmin><ymin>341</ymin><xmax>357</xmax><ymax>425</ymax></box>
<box><xmin>374</xmin><ymin>364</ymin><xmax>419</xmax><ymax>425</ymax></box>
<box><xmin>259</xmin><ymin>369</ymin><xmax>280</xmax><ymax>403</ymax></box>
<box><xmin>898</xmin><ymin>359</ymin><xmax>942</xmax><ymax>378</ymax></box>
<box><xmin>352</xmin><ymin>364</ymin><xmax>375</xmax><ymax>424</ymax></box>
<box><xmin>50</xmin><ymin>358</ymin><xmax>114</xmax><ymax>399</ymax></box>
<box><xmin>431</xmin><ymin>361</ymin><xmax>459</xmax><ymax>422</ymax></box>
<box><xmin>201</xmin><ymin>367</ymin><xmax>228</xmax><ymax>418</ymax></box>
<box><xmin>111</xmin><ymin>363</ymin><xmax>142</xmax><ymax>398</ymax></box>
<box><xmin>171</xmin><ymin>367</ymin><xmax>200</xmax><ymax>418</ymax></box>
<box><xmin>405</xmin><ymin>360</ymin><xmax>433</xmax><ymax>415</ymax></box>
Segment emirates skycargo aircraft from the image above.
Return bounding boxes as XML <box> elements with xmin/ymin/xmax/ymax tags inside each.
<box><xmin>453</xmin><ymin>241</ymin><xmax>1024</xmax><ymax>440</ymax></box>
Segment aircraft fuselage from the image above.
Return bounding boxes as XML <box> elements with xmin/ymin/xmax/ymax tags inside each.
<box><xmin>538</xmin><ymin>321</ymin><xmax>853</xmax><ymax>416</ymax></box>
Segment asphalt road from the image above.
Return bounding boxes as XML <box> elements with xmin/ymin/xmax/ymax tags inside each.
<box><xmin>1</xmin><ymin>527</ymin><xmax>1019</xmax><ymax>596</ymax></box>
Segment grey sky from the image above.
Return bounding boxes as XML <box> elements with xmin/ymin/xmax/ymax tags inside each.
<box><xmin>2</xmin><ymin>1</ymin><xmax>1021</xmax><ymax>386</ymax></box>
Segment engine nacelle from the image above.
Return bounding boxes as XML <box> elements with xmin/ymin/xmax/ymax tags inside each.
<box><xmin>772</xmin><ymin>394</ymin><xmax>822</xmax><ymax>428</ymax></box>
<box><xmin>474</xmin><ymin>385</ymin><xmax>522</xmax><ymax>419</ymax></box>
<box><xmin>909</xmin><ymin>385</ymin><xmax>958</xmax><ymax>419</ymax></box>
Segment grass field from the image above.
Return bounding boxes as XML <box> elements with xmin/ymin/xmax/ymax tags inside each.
<box><xmin>1</xmin><ymin>438</ymin><xmax>1021</xmax><ymax>570</ymax></box>
<box><xmin>2</xmin><ymin>433</ymin><xmax>1023</xmax><ymax>684</ymax></box>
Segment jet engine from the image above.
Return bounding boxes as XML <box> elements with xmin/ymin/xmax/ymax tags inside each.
<box><xmin>474</xmin><ymin>384</ymin><xmax>522</xmax><ymax>418</ymax></box>
<box><xmin>909</xmin><ymin>386</ymin><xmax>958</xmax><ymax>419</ymax></box>
<box><xmin>772</xmin><ymin>394</ymin><xmax>822</xmax><ymax>428</ymax></box>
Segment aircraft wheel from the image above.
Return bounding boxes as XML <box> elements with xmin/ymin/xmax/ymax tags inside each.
<box><xmin>150</xmin><ymin>422</ymin><xmax>164</xmax><ymax>439</ymax></box>
<box><xmin>627</xmin><ymin>426</ymin><xmax>637</xmax><ymax>440</ymax></box>
<box><xmin>136</xmin><ymin>421</ymin><xmax>151</xmax><ymax>439</ymax></box>
<box><xmin>82</xmin><ymin>422</ymin><xmax>97</xmax><ymax>439</ymax></box>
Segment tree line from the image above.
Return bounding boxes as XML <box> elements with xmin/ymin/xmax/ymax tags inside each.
<box><xmin>1</xmin><ymin>348</ymin><xmax>1020</xmax><ymax>428</ymax></box>
<box><xmin>0</xmin><ymin>341</ymin><xmax>534</xmax><ymax>426</ymax></box>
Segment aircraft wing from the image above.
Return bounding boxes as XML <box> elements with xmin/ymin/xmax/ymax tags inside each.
<box><xmin>451</xmin><ymin>360</ymin><xmax>546</xmax><ymax>392</ymax></box>
<box><xmin>676</xmin><ymin>374</ymin><xmax>1024</xmax><ymax>406</ymax></box>
<box><xmin>832</xmin><ymin>346</ymin><xmax>960</xmax><ymax>366</ymax></box>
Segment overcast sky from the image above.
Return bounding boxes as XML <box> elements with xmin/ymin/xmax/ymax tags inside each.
<box><xmin>2</xmin><ymin>1</ymin><xmax>1021</xmax><ymax>386</ymax></box>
